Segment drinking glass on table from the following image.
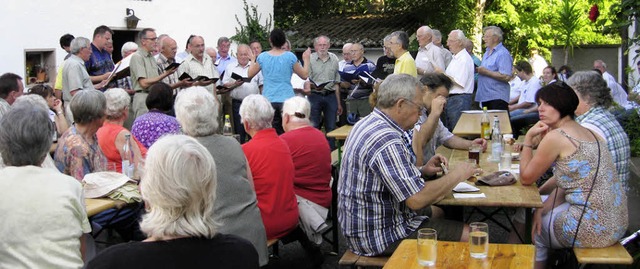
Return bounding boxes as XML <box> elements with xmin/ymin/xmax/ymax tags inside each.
<box><xmin>469</xmin><ymin>222</ymin><xmax>489</xmax><ymax>259</ymax></box>
<box><xmin>465</xmin><ymin>159</ymin><xmax>481</xmax><ymax>181</ymax></box>
<box><xmin>468</xmin><ymin>144</ymin><xmax>482</xmax><ymax>165</ymax></box>
<box><xmin>417</xmin><ymin>228</ymin><xmax>437</xmax><ymax>266</ymax></box>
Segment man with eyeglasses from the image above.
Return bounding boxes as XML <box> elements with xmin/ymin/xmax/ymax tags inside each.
<box><xmin>386</xmin><ymin>31</ymin><xmax>417</xmax><ymax>77</ymax></box>
<box><xmin>342</xmin><ymin>43</ymin><xmax>376</xmax><ymax>119</ymax></box>
<box><xmin>130</xmin><ymin>28</ymin><xmax>178</xmax><ymax>119</ymax></box>
<box><xmin>338</xmin><ymin>74</ymin><xmax>476</xmax><ymax>258</ymax></box>
<box><xmin>307</xmin><ymin>35</ymin><xmax>341</xmax><ymax>149</ymax></box>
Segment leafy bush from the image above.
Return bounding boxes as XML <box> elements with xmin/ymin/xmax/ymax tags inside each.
<box><xmin>231</xmin><ymin>0</ymin><xmax>272</xmax><ymax>51</ymax></box>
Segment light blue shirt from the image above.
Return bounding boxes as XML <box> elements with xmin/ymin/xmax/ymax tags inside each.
<box><xmin>257</xmin><ymin>52</ymin><xmax>298</xmax><ymax>103</ymax></box>
<box><xmin>476</xmin><ymin>43</ymin><xmax>513</xmax><ymax>103</ymax></box>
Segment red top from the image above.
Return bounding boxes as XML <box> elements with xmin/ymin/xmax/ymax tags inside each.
<box><xmin>96</xmin><ymin>122</ymin><xmax>147</xmax><ymax>173</ymax></box>
<box><xmin>242</xmin><ymin>128</ymin><xmax>299</xmax><ymax>240</ymax></box>
<box><xmin>280</xmin><ymin>126</ymin><xmax>332</xmax><ymax>208</ymax></box>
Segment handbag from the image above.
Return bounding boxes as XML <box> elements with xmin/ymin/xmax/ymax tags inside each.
<box><xmin>547</xmin><ymin>131</ymin><xmax>600</xmax><ymax>269</ymax></box>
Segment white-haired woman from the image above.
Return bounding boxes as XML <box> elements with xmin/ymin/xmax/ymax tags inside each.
<box><xmin>87</xmin><ymin>135</ymin><xmax>259</xmax><ymax>269</ymax></box>
<box><xmin>240</xmin><ymin>94</ymin><xmax>299</xmax><ymax>240</ymax></box>
<box><xmin>174</xmin><ymin>86</ymin><xmax>269</xmax><ymax>266</ymax></box>
<box><xmin>96</xmin><ymin>88</ymin><xmax>146</xmax><ymax>175</ymax></box>
<box><xmin>0</xmin><ymin>103</ymin><xmax>91</xmax><ymax>269</ymax></box>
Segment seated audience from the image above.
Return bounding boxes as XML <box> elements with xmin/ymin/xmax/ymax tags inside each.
<box><xmin>174</xmin><ymin>86</ymin><xmax>268</xmax><ymax>266</ymax></box>
<box><xmin>339</xmin><ymin>74</ymin><xmax>477</xmax><ymax>257</ymax></box>
<box><xmin>87</xmin><ymin>135</ymin><xmax>259</xmax><ymax>269</ymax></box>
<box><xmin>509</xmin><ymin>61</ymin><xmax>541</xmax><ymax>118</ymax></box>
<box><xmin>97</xmin><ymin>88</ymin><xmax>146</xmax><ymax>175</ymax></box>
<box><xmin>518</xmin><ymin>82</ymin><xmax>627</xmax><ymax>269</ymax></box>
<box><xmin>280</xmin><ymin>96</ymin><xmax>332</xmax><ymax>242</ymax></box>
<box><xmin>240</xmin><ymin>94</ymin><xmax>299</xmax><ymax>239</ymax></box>
<box><xmin>54</xmin><ymin>90</ymin><xmax>108</xmax><ymax>179</ymax></box>
<box><xmin>0</xmin><ymin>104</ymin><xmax>91</xmax><ymax>269</ymax></box>
<box><xmin>131</xmin><ymin>82</ymin><xmax>181</xmax><ymax>148</ymax></box>
<box><xmin>27</xmin><ymin>84</ymin><xmax>69</xmax><ymax>152</ymax></box>
<box><xmin>541</xmin><ymin>66</ymin><xmax>558</xmax><ymax>86</ymax></box>
<box><xmin>54</xmin><ymin>89</ymin><xmax>142</xmax><ymax>241</ymax></box>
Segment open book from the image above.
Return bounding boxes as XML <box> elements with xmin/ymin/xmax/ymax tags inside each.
<box><xmin>106</xmin><ymin>54</ymin><xmax>132</xmax><ymax>83</ymax></box>
<box><xmin>178</xmin><ymin>73</ymin><xmax>219</xmax><ymax>83</ymax></box>
<box><xmin>231</xmin><ymin>72</ymin><xmax>252</xmax><ymax>83</ymax></box>
<box><xmin>339</xmin><ymin>64</ymin><xmax>372</xmax><ymax>82</ymax></box>
<box><xmin>309</xmin><ymin>78</ymin><xmax>337</xmax><ymax>89</ymax></box>
<box><xmin>358</xmin><ymin>71</ymin><xmax>381</xmax><ymax>85</ymax></box>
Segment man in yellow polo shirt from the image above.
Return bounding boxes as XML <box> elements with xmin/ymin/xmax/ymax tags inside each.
<box><xmin>385</xmin><ymin>31</ymin><xmax>417</xmax><ymax>77</ymax></box>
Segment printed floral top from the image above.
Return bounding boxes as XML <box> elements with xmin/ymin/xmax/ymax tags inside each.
<box><xmin>553</xmin><ymin>130</ymin><xmax>628</xmax><ymax>248</ymax></box>
<box><xmin>131</xmin><ymin>111</ymin><xmax>181</xmax><ymax>149</ymax></box>
<box><xmin>54</xmin><ymin>126</ymin><xmax>107</xmax><ymax>181</ymax></box>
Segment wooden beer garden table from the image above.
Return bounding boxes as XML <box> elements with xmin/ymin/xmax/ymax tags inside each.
<box><xmin>452</xmin><ymin>110</ymin><xmax>511</xmax><ymax>137</ymax></box>
<box><xmin>326</xmin><ymin>124</ymin><xmax>353</xmax><ymax>167</ymax></box>
<box><xmin>85</xmin><ymin>198</ymin><xmax>120</xmax><ymax>217</ymax></box>
<box><xmin>383</xmin><ymin>239</ymin><xmax>535</xmax><ymax>269</ymax></box>
<box><xmin>435</xmin><ymin>144</ymin><xmax>542</xmax><ymax>243</ymax></box>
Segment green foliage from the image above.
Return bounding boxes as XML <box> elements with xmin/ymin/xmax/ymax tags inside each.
<box><xmin>604</xmin><ymin>0</ymin><xmax>640</xmax><ymax>61</ymax></box>
<box><xmin>619</xmin><ymin>109</ymin><xmax>640</xmax><ymax>157</ymax></box>
<box><xmin>231</xmin><ymin>0</ymin><xmax>272</xmax><ymax>49</ymax></box>
<box><xmin>555</xmin><ymin>0</ymin><xmax>582</xmax><ymax>64</ymax></box>
<box><xmin>483</xmin><ymin>0</ymin><xmax>620</xmax><ymax>61</ymax></box>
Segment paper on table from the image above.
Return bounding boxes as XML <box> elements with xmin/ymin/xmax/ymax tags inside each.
<box><xmin>453</xmin><ymin>193</ymin><xmax>486</xmax><ymax>199</ymax></box>
<box><xmin>453</xmin><ymin>182</ymin><xmax>480</xmax><ymax>193</ymax></box>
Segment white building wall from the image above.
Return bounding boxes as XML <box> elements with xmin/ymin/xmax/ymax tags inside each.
<box><xmin>0</xmin><ymin>0</ymin><xmax>273</xmax><ymax>82</ymax></box>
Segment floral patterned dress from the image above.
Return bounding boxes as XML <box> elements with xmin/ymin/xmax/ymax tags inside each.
<box><xmin>54</xmin><ymin>126</ymin><xmax>107</xmax><ymax>181</ymax></box>
<box><xmin>553</xmin><ymin>130</ymin><xmax>628</xmax><ymax>247</ymax></box>
<box><xmin>131</xmin><ymin>111</ymin><xmax>181</xmax><ymax>149</ymax></box>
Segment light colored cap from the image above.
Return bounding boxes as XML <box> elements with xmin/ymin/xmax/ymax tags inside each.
<box><xmin>83</xmin><ymin>172</ymin><xmax>132</xmax><ymax>198</ymax></box>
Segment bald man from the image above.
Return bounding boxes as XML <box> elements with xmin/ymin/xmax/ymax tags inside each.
<box><xmin>156</xmin><ymin>36</ymin><xmax>192</xmax><ymax>90</ymax></box>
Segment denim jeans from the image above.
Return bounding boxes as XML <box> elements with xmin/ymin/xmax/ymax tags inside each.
<box><xmin>232</xmin><ymin>99</ymin><xmax>248</xmax><ymax>143</ymax></box>
<box><xmin>443</xmin><ymin>94</ymin><xmax>472</xmax><ymax>131</ymax></box>
<box><xmin>308</xmin><ymin>92</ymin><xmax>338</xmax><ymax>149</ymax></box>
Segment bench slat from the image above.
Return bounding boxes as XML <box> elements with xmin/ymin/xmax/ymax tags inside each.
<box><xmin>338</xmin><ymin>250</ymin><xmax>359</xmax><ymax>265</ymax></box>
<box><xmin>574</xmin><ymin>243</ymin><xmax>633</xmax><ymax>265</ymax></box>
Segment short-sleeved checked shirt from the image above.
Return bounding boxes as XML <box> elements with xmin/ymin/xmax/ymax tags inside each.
<box><xmin>576</xmin><ymin>106</ymin><xmax>630</xmax><ymax>189</ymax></box>
<box><xmin>338</xmin><ymin>108</ymin><xmax>426</xmax><ymax>256</ymax></box>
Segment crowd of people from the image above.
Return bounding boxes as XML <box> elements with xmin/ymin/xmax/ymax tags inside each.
<box><xmin>0</xmin><ymin>21</ymin><xmax>637</xmax><ymax>269</ymax></box>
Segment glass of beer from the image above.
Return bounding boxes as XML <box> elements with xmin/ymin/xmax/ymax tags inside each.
<box><xmin>468</xmin><ymin>144</ymin><xmax>482</xmax><ymax>165</ymax></box>
<box><xmin>417</xmin><ymin>228</ymin><xmax>437</xmax><ymax>266</ymax></box>
<box><xmin>469</xmin><ymin>222</ymin><xmax>489</xmax><ymax>258</ymax></box>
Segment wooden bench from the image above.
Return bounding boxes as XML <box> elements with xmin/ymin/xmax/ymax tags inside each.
<box><xmin>573</xmin><ymin>243</ymin><xmax>633</xmax><ymax>265</ymax></box>
<box><xmin>339</xmin><ymin>249</ymin><xmax>388</xmax><ymax>268</ymax></box>
<box><xmin>331</xmin><ymin>148</ymin><xmax>340</xmax><ymax>167</ymax></box>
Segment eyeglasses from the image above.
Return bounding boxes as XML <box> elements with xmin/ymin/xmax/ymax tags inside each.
<box><xmin>143</xmin><ymin>37</ymin><xmax>158</xmax><ymax>41</ymax></box>
<box><xmin>402</xmin><ymin>98</ymin><xmax>426</xmax><ymax>113</ymax></box>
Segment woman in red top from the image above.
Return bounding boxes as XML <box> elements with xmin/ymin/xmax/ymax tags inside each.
<box><xmin>97</xmin><ymin>88</ymin><xmax>146</xmax><ymax>176</ymax></box>
<box><xmin>240</xmin><ymin>94</ymin><xmax>298</xmax><ymax>240</ymax></box>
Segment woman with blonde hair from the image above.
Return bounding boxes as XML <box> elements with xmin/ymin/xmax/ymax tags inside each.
<box><xmin>87</xmin><ymin>135</ymin><xmax>259</xmax><ymax>269</ymax></box>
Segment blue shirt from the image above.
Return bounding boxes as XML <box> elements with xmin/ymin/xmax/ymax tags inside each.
<box><xmin>85</xmin><ymin>43</ymin><xmax>115</xmax><ymax>90</ymax></box>
<box><xmin>476</xmin><ymin>43</ymin><xmax>512</xmax><ymax>103</ymax></box>
<box><xmin>216</xmin><ymin>54</ymin><xmax>237</xmax><ymax>77</ymax></box>
<box><xmin>338</xmin><ymin>108</ymin><xmax>426</xmax><ymax>256</ymax></box>
<box><xmin>257</xmin><ymin>52</ymin><xmax>298</xmax><ymax>103</ymax></box>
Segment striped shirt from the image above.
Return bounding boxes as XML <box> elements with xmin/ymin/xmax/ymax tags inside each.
<box><xmin>338</xmin><ymin>108</ymin><xmax>426</xmax><ymax>256</ymax></box>
<box><xmin>576</xmin><ymin>106</ymin><xmax>630</xmax><ymax>189</ymax></box>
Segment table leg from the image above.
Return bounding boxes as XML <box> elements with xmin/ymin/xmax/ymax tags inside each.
<box><xmin>336</xmin><ymin>140</ymin><xmax>343</xmax><ymax>169</ymax></box>
<box><xmin>524</xmin><ymin>208</ymin><xmax>533</xmax><ymax>244</ymax></box>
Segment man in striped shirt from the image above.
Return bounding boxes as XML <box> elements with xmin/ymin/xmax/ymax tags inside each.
<box><xmin>338</xmin><ymin>74</ymin><xmax>475</xmax><ymax>257</ymax></box>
